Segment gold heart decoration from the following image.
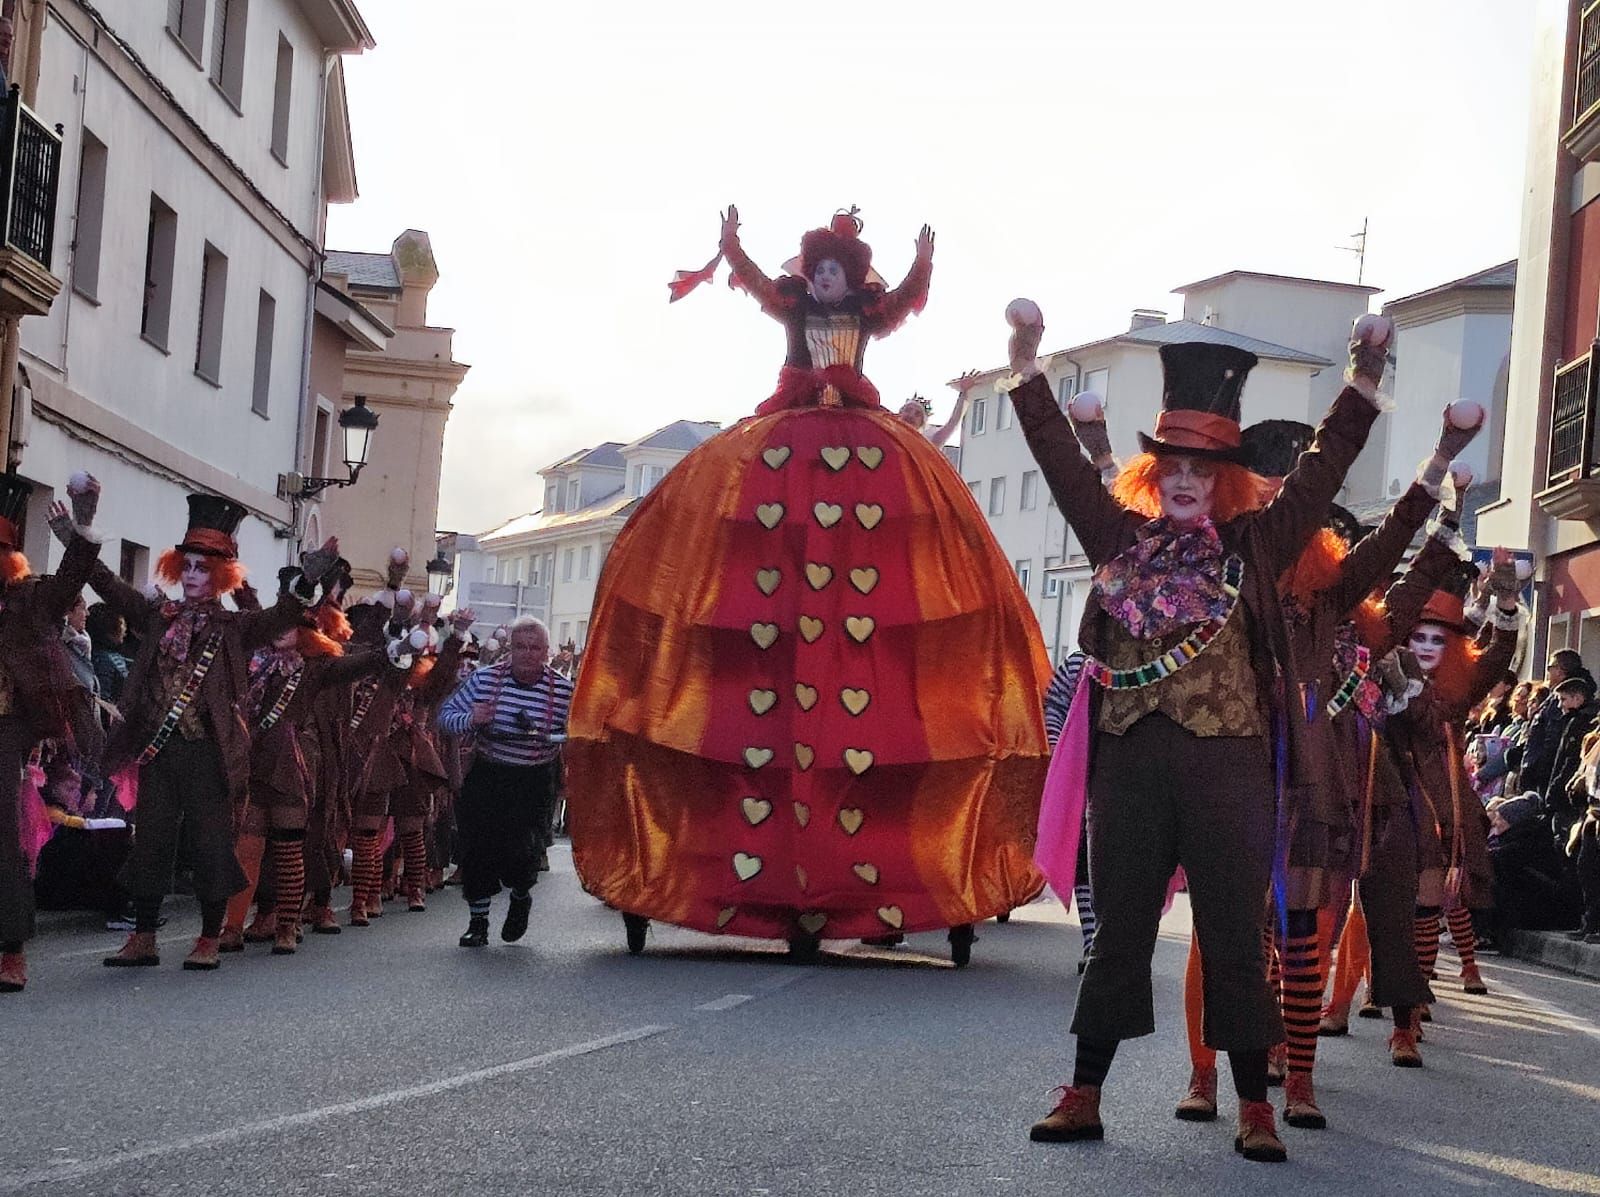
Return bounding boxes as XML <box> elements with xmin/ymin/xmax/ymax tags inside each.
<box><xmin>761</xmin><ymin>446</ymin><xmax>791</xmax><ymax>470</ymax></box>
<box><xmin>844</xmin><ymin>616</ymin><xmax>876</xmax><ymax>644</ymax></box>
<box><xmin>876</xmin><ymin>905</ymin><xmax>904</xmax><ymax>930</ymax></box>
<box><xmin>852</xmin><ymin>863</ymin><xmax>880</xmax><ymax>885</ymax></box>
<box><xmin>794</xmin><ymin>683</ymin><xmax>819</xmax><ymax>711</ymax></box>
<box><xmin>756</xmin><ymin>503</ymin><xmax>785</xmax><ymax>529</ymax></box>
<box><xmin>793</xmin><ymin>802</ymin><xmax>811</xmax><ymax>827</ymax></box>
<box><xmin>743</xmin><ymin>747</ymin><xmax>774</xmax><ymax>769</ymax></box>
<box><xmin>849</xmin><ymin>567</ymin><xmax>880</xmax><ymax>595</ymax></box>
<box><xmin>856</xmin><ymin>446</ymin><xmax>884</xmax><ymax>470</ymax></box>
<box><xmin>755</xmin><ymin>568</ymin><xmax>781</xmax><ymax>596</ymax></box>
<box><xmin>750</xmin><ymin>622</ymin><xmax>779</xmax><ymax>650</ymax></box>
<box><xmin>855</xmin><ymin>503</ymin><xmax>884</xmax><ymax>530</ymax></box>
<box><xmin>716</xmin><ymin>907</ymin><xmax>738</xmax><ymax>928</ymax></box>
<box><xmin>813</xmin><ymin>502</ymin><xmax>843</xmax><ymax>528</ymax></box>
<box><xmin>748</xmin><ymin>689</ymin><xmax>778</xmax><ymax>716</ymax></box>
<box><xmin>840</xmin><ymin>688</ymin><xmax>871</xmax><ymax>716</ymax></box>
<box><xmin>795</xmin><ymin>865</ymin><xmax>808</xmax><ymax>890</ymax></box>
<box><xmin>805</xmin><ymin>563</ymin><xmax>834</xmax><ymax>590</ymax></box>
<box><xmin>820</xmin><ymin>446</ymin><xmax>851</xmax><ymax>471</ymax></box>
<box><xmin>798</xmin><ymin>912</ymin><xmax>827</xmax><ymax>935</ymax></box>
<box><xmin>799</xmin><ymin>616</ymin><xmax>824</xmax><ymax>644</ymax></box>
<box><xmin>741</xmin><ymin>797</ymin><xmax>773</xmax><ymax>826</ymax></box>
<box><xmin>844</xmin><ymin>748</ymin><xmax>875</xmax><ymax>776</ymax></box>
<box><xmin>732</xmin><ymin>852</ymin><xmax>763</xmax><ymax>881</ymax></box>
<box><xmin>794</xmin><ymin>743</ymin><xmax>816</xmax><ymax>771</ymax></box>
<box><xmin>838</xmin><ymin>808</ymin><xmax>865</xmax><ymax>835</ymax></box>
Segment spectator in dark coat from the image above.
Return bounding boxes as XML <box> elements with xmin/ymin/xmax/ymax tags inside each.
<box><xmin>1546</xmin><ymin>676</ymin><xmax>1600</xmax><ymax>850</ymax></box>
<box><xmin>1518</xmin><ymin>650</ymin><xmax>1589</xmax><ymax>798</ymax></box>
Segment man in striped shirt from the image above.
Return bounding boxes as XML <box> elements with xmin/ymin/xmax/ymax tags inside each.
<box><xmin>437</xmin><ymin>616</ymin><xmax>574</xmax><ymax>947</ymax></box>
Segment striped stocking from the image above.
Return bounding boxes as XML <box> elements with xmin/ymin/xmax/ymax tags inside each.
<box><xmin>1446</xmin><ymin>905</ymin><xmax>1479</xmax><ymax>974</ymax></box>
<box><xmin>399</xmin><ymin>825</ymin><xmax>429</xmax><ymax>907</ymax></box>
<box><xmin>270</xmin><ymin>832</ymin><xmax>307</xmax><ymax>936</ymax></box>
<box><xmin>351</xmin><ymin>831</ymin><xmax>382</xmax><ymax>923</ymax></box>
<box><xmin>1414</xmin><ymin>907</ymin><xmax>1442</xmax><ymax>986</ymax></box>
<box><xmin>1073</xmin><ymin>884</ymin><xmax>1097</xmax><ymax>954</ymax></box>
<box><xmin>1281</xmin><ymin>910</ymin><xmax>1323</xmax><ymax>1076</ymax></box>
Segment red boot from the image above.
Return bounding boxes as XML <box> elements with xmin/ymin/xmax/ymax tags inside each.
<box><xmin>0</xmin><ymin>950</ymin><xmax>26</xmax><ymax>993</ymax></box>
<box><xmin>104</xmin><ymin>932</ymin><xmax>160</xmax><ymax>967</ymax></box>
<box><xmin>183</xmin><ymin>936</ymin><xmax>222</xmax><ymax>971</ymax></box>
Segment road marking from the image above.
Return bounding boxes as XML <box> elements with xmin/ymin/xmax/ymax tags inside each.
<box><xmin>1408</xmin><ymin>1144</ymin><xmax>1600</xmax><ymax>1195</ymax></box>
<box><xmin>1479</xmin><ymin>973</ymin><xmax>1600</xmax><ymax>1046</ymax></box>
<box><xmin>0</xmin><ymin>1024</ymin><xmax>671</xmax><ymax>1193</ymax></box>
<box><xmin>694</xmin><ymin>992</ymin><xmax>753</xmax><ymax>1012</ymax></box>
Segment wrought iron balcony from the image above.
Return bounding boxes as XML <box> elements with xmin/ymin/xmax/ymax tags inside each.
<box><xmin>1569</xmin><ymin>1</ymin><xmax>1600</xmax><ymax>159</ymax></box>
<box><xmin>0</xmin><ymin>85</ymin><xmax>63</xmax><ymax>319</ymax></box>
<box><xmin>1537</xmin><ymin>350</ymin><xmax>1600</xmax><ymax>519</ymax></box>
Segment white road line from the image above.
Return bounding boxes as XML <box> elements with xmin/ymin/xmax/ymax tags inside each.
<box><xmin>1480</xmin><ymin>972</ymin><xmax>1600</xmax><ymax>1045</ymax></box>
<box><xmin>694</xmin><ymin>992</ymin><xmax>754</xmax><ymax>1012</ymax></box>
<box><xmin>0</xmin><ymin>1024</ymin><xmax>672</xmax><ymax>1193</ymax></box>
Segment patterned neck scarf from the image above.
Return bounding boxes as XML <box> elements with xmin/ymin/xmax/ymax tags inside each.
<box><xmin>158</xmin><ymin>599</ymin><xmax>221</xmax><ymax>664</ymax></box>
<box><xmin>1092</xmin><ymin>517</ymin><xmax>1233</xmax><ymax>641</ymax></box>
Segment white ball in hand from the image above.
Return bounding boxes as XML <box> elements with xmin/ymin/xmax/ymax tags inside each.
<box><xmin>395</xmin><ymin>588</ymin><xmax>413</xmax><ymax>606</ymax></box>
<box><xmin>1447</xmin><ymin>399</ymin><xmax>1484</xmax><ymax>430</ymax></box>
<box><xmin>1449</xmin><ymin>462</ymin><xmax>1475</xmax><ymax>488</ymax></box>
<box><xmin>1068</xmin><ymin>391</ymin><xmax>1105</xmax><ymax>422</ymax></box>
<box><xmin>1514</xmin><ymin>557</ymin><xmax>1534</xmax><ymax>582</ymax></box>
<box><xmin>1353</xmin><ymin>314</ymin><xmax>1392</xmax><ymax>348</ymax></box>
<box><xmin>408</xmin><ymin>627</ymin><xmax>429</xmax><ymax>650</ymax></box>
<box><xmin>1005</xmin><ymin>298</ymin><xmax>1042</xmax><ymax>329</ymax></box>
<box><xmin>68</xmin><ymin>471</ymin><xmax>91</xmax><ymax>494</ymax></box>
<box><xmin>389</xmin><ymin>547</ymin><xmax>409</xmax><ymax>565</ymax></box>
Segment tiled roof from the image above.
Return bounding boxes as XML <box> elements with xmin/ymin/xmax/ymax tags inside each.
<box><xmin>1384</xmin><ymin>261</ymin><xmax>1517</xmax><ymax>311</ymax></box>
<box><xmin>478</xmin><ymin>489</ymin><xmax>636</xmax><ymax>544</ymax></box>
<box><xmin>627</xmin><ymin>420</ymin><xmax>721</xmax><ymax>453</ymax></box>
<box><xmin>1174</xmin><ymin>270</ymin><xmax>1380</xmax><ymax>295</ymax></box>
<box><xmin>325</xmin><ymin>250</ymin><xmax>401</xmax><ymax>291</ymax></box>
<box><xmin>1118</xmin><ymin>319</ymin><xmax>1333</xmax><ymax>367</ymax></box>
<box><xmin>542</xmin><ymin>443</ymin><xmax>627</xmax><ymax>474</ymax></box>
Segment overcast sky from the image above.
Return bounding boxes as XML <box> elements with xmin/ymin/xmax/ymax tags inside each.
<box><xmin>325</xmin><ymin>0</ymin><xmax>1537</xmax><ymax>536</ymax></box>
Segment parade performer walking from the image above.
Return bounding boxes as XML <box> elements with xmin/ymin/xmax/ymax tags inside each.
<box><xmin>569</xmin><ymin>207</ymin><xmax>1050</xmax><ymax>960</ymax></box>
<box><xmin>437</xmin><ymin>615</ymin><xmax>568</xmax><ymax>947</ymax></box>
<box><xmin>0</xmin><ymin>473</ymin><xmax>106</xmax><ymax>993</ymax></box>
<box><xmin>92</xmin><ymin>493</ymin><xmax>335</xmax><ymax>971</ymax></box>
<box><xmin>1019</xmin><ymin>303</ymin><xmax>1390</xmax><ymax>1162</ymax></box>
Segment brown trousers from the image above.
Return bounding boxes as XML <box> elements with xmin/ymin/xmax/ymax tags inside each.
<box><xmin>1073</xmin><ymin>713</ymin><xmax>1284</xmax><ymax>1052</ymax></box>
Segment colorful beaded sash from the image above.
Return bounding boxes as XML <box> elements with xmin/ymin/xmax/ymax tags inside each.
<box><xmin>1083</xmin><ymin>555</ymin><xmax>1245</xmax><ymax>691</ymax></box>
<box><xmin>135</xmin><ymin>634</ymin><xmax>221</xmax><ymax>765</ymax></box>
<box><xmin>349</xmin><ymin>680</ymin><xmax>378</xmax><ymax>733</ymax></box>
<box><xmin>257</xmin><ymin>667</ymin><xmax>305</xmax><ymax>733</ymax></box>
<box><xmin>1324</xmin><ymin>645</ymin><xmax>1372</xmax><ymax>719</ymax></box>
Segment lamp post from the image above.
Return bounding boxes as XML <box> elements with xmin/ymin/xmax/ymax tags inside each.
<box><xmin>425</xmin><ymin>552</ymin><xmax>453</xmax><ymax>598</ymax></box>
<box><xmin>287</xmin><ymin>396</ymin><xmax>381</xmax><ymax>499</ymax></box>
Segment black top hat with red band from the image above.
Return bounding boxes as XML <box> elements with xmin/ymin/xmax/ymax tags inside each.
<box><xmin>1137</xmin><ymin>343</ymin><xmax>1259</xmax><ymax>463</ymax></box>
<box><xmin>177</xmin><ymin>493</ymin><xmax>247</xmax><ymax>559</ymax></box>
<box><xmin>0</xmin><ymin>472</ymin><xmax>33</xmax><ymax>552</ymax></box>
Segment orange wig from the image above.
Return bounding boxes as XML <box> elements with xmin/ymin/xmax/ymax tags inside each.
<box><xmin>155</xmin><ymin>547</ymin><xmax>246</xmax><ymax>596</ymax></box>
<box><xmin>1279</xmin><ymin>528</ymin><xmax>1349</xmax><ymax>607</ymax></box>
<box><xmin>314</xmin><ymin>604</ymin><xmax>354</xmax><ymax>644</ymax></box>
<box><xmin>295</xmin><ymin>626</ymin><xmax>344</xmax><ymax>659</ymax></box>
<box><xmin>0</xmin><ymin>549</ymin><xmax>31</xmax><ymax>587</ymax></box>
<box><xmin>1110</xmin><ymin>452</ymin><xmax>1274</xmax><ymax>523</ymax></box>
<box><xmin>406</xmin><ymin>655</ymin><xmax>435</xmax><ymax>690</ymax></box>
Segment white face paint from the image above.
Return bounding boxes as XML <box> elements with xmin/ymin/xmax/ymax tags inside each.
<box><xmin>811</xmin><ymin>258</ymin><xmax>849</xmax><ymax>304</ymax></box>
<box><xmin>1408</xmin><ymin>622</ymin><xmax>1451</xmax><ymax>674</ymax></box>
<box><xmin>1155</xmin><ymin>455</ymin><xmax>1217</xmax><ymax>526</ymax></box>
<box><xmin>181</xmin><ymin>553</ymin><xmax>215</xmax><ymax>602</ymax></box>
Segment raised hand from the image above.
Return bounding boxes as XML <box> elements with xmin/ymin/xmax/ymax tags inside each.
<box><xmin>450</xmin><ymin>606</ymin><xmax>477</xmax><ymax>633</ymax></box>
<box><xmin>385</xmin><ymin>547</ymin><xmax>409</xmax><ymax>591</ymax></box>
<box><xmin>45</xmin><ymin>499</ymin><xmax>73</xmax><ymax>547</ymax></box>
<box><xmin>1347</xmin><ymin>314</ymin><xmax>1393</xmax><ymax>393</ymax></box>
<box><xmin>915</xmin><ymin>224</ymin><xmax>935</xmax><ymax>262</ymax></box>
<box><xmin>1436</xmin><ymin>400</ymin><xmax>1485</xmax><ymax>463</ymax></box>
<box><xmin>300</xmin><ymin>536</ymin><xmax>340</xmax><ymax>584</ymax></box>
<box><xmin>1484</xmin><ymin>546</ymin><xmax>1521</xmax><ymax>607</ymax></box>
<box><xmin>719</xmin><ymin>205</ymin><xmax>741</xmax><ymax>249</ymax></box>
<box><xmin>66</xmin><ymin>471</ymin><xmax>100</xmax><ymax>528</ymax></box>
<box><xmin>1006</xmin><ymin>299</ymin><xmax>1045</xmax><ymax>376</ymax></box>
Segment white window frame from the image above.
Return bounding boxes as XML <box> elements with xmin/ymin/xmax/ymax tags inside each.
<box><xmin>71</xmin><ymin>130</ymin><xmax>108</xmax><ymax>301</ymax></box>
<box><xmin>988</xmin><ymin>476</ymin><xmax>1006</xmax><ymax>516</ymax></box>
<box><xmin>971</xmin><ymin>397</ymin><xmax>987</xmax><ymax>435</ymax></box>
<box><xmin>579</xmin><ymin>544</ymin><xmax>593</xmax><ymax>580</ymax></box>
<box><xmin>997</xmin><ymin>392</ymin><xmax>1014</xmax><ymax>430</ymax></box>
<box><xmin>1016</xmin><ymin>559</ymin><xmax>1032</xmax><ymax>593</ymax></box>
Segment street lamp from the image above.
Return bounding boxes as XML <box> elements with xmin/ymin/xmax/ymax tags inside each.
<box><xmin>425</xmin><ymin>552</ymin><xmax>453</xmax><ymax>598</ymax></box>
<box><xmin>288</xmin><ymin>396</ymin><xmax>381</xmax><ymax>499</ymax></box>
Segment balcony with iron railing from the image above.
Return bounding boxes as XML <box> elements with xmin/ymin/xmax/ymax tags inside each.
<box><xmin>0</xmin><ymin>85</ymin><xmax>63</xmax><ymax>319</ymax></box>
<box><xmin>1568</xmin><ymin>0</ymin><xmax>1600</xmax><ymax>159</ymax></box>
<box><xmin>1537</xmin><ymin>349</ymin><xmax>1600</xmax><ymax>518</ymax></box>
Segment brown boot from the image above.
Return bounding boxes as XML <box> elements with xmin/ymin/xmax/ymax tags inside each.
<box><xmin>0</xmin><ymin>951</ymin><xmax>26</xmax><ymax>993</ymax></box>
<box><xmin>1317</xmin><ymin>1001</ymin><xmax>1349</xmax><ymax>1037</ymax></box>
<box><xmin>1265</xmin><ymin>1043</ymin><xmax>1288</xmax><ymax>1087</ymax></box>
<box><xmin>406</xmin><ymin>886</ymin><xmax>427</xmax><ymax>913</ymax></box>
<box><xmin>1282</xmin><ymin>1071</ymin><xmax>1326</xmax><ymax>1129</ymax></box>
<box><xmin>1174</xmin><ymin>1065</ymin><xmax>1218</xmax><ymax>1122</ymax></box>
<box><xmin>271</xmin><ymin>921</ymin><xmax>298</xmax><ymax>956</ymax></box>
<box><xmin>218</xmin><ymin>926</ymin><xmax>245</xmax><ymax>953</ymax></box>
<box><xmin>1389</xmin><ymin>1027</ymin><xmax>1423</xmax><ymax>1067</ymax></box>
<box><xmin>104</xmin><ymin>931</ymin><xmax>160</xmax><ymax>967</ymax></box>
<box><xmin>1356</xmin><ymin>987</ymin><xmax>1384</xmax><ymax>1019</ymax></box>
<box><xmin>307</xmin><ymin>905</ymin><xmax>342</xmax><ymax>935</ymax></box>
<box><xmin>1460</xmin><ymin>963</ymin><xmax>1488</xmax><ymax>995</ymax></box>
<box><xmin>1234</xmin><ymin>1100</ymin><xmax>1288</xmax><ymax>1162</ymax></box>
<box><xmin>1029</xmin><ymin>1084</ymin><xmax>1104</xmax><ymax>1143</ymax></box>
<box><xmin>182</xmin><ymin>936</ymin><xmax>222</xmax><ymax>971</ymax></box>
<box><xmin>243</xmin><ymin>908</ymin><xmax>276</xmax><ymax>943</ymax></box>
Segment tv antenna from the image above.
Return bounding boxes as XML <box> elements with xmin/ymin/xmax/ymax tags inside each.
<box><xmin>1338</xmin><ymin>217</ymin><xmax>1369</xmax><ymax>285</ymax></box>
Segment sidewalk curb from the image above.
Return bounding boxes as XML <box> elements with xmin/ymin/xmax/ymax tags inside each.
<box><xmin>1506</xmin><ymin>928</ymin><xmax>1600</xmax><ymax>981</ymax></box>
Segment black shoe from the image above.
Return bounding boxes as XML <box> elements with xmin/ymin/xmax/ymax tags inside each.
<box><xmin>458</xmin><ymin>915</ymin><xmax>489</xmax><ymax>948</ymax></box>
<box><xmin>501</xmin><ymin>894</ymin><xmax>532</xmax><ymax>942</ymax></box>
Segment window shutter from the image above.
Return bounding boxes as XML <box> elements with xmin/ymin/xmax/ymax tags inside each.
<box><xmin>210</xmin><ymin>0</ymin><xmax>229</xmax><ymax>81</ymax></box>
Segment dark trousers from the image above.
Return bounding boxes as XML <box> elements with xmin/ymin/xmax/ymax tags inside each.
<box><xmin>1579</xmin><ymin>829</ymin><xmax>1600</xmax><ymax>933</ymax></box>
<box><xmin>117</xmin><ymin>738</ymin><xmax>246</xmax><ymax>904</ymax></box>
<box><xmin>1360</xmin><ymin>804</ymin><xmax>1432</xmax><ymax>1008</ymax></box>
<box><xmin>1074</xmin><ymin>714</ymin><xmax>1284</xmax><ymax>1051</ymax></box>
<box><xmin>0</xmin><ymin>737</ymin><xmax>35</xmax><ymax>944</ymax></box>
<box><xmin>456</xmin><ymin>758</ymin><xmax>556</xmax><ymax>903</ymax></box>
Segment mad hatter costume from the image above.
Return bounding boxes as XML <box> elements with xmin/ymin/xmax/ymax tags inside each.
<box><xmin>568</xmin><ymin>209</ymin><xmax>1050</xmax><ymax>960</ymax></box>
<box><xmin>91</xmin><ymin>494</ymin><xmax>333</xmax><ymax>971</ymax></box>
<box><xmin>1019</xmin><ymin>307</ymin><xmax>1389</xmax><ymax>1162</ymax></box>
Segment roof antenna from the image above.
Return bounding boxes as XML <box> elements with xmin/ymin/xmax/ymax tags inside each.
<box><xmin>1337</xmin><ymin>217</ymin><xmax>1369</xmax><ymax>286</ymax></box>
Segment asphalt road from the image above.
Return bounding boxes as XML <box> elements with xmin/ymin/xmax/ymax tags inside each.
<box><xmin>5</xmin><ymin>844</ymin><xmax>1599</xmax><ymax>1197</ymax></box>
